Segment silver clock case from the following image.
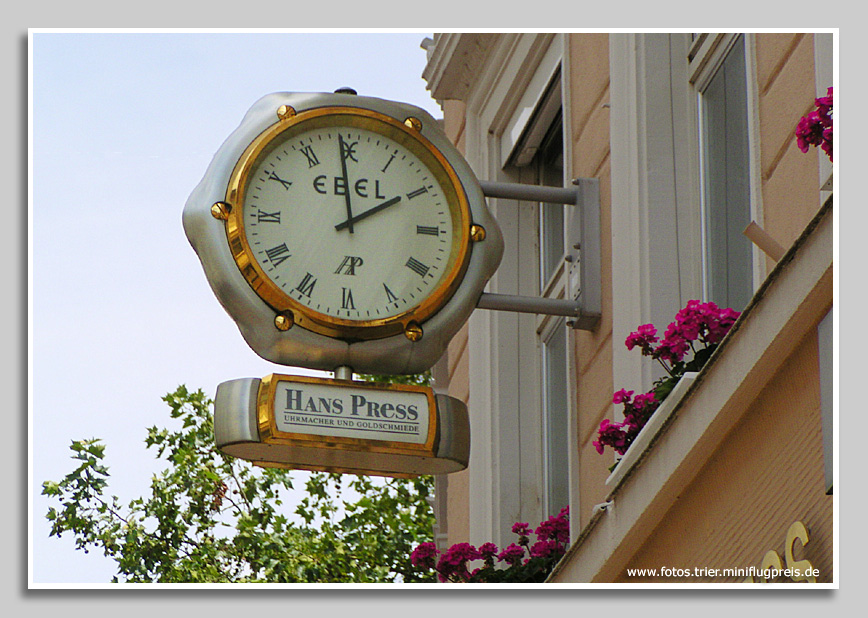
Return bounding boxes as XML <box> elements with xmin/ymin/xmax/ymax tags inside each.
<box><xmin>183</xmin><ymin>92</ymin><xmax>503</xmax><ymax>374</ymax></box>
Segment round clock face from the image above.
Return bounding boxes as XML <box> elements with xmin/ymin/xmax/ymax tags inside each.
<box><xmin>222</xmin><ymin>106</ymin><xmax>472</xmax><ymax>340</ymax></box>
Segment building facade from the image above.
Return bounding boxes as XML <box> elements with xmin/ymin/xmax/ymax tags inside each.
<box><xmin>422</xmin><ymin>32</ymin><xmax>834</xmax><ymax>583</ymax></box>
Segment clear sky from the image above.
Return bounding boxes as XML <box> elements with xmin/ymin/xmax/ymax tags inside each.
<box><xmin>29</xmin><ymin>30</ymin><xmax>444</xmax><ymax>584</ymax></box>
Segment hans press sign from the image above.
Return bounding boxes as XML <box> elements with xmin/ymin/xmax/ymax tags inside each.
<box><xmin>214</xmin><ymin>374</ymin><xmax>469</xmax><ymax>477</ymax></box>
<box><xmin>265</xmin><ymin>375</ymin><xmax>433</xmax><ymax>446</ymax></box>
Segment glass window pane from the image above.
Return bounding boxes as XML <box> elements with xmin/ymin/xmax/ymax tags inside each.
<box><xmin>539</xmin><ymin>117</ymin><xmax>564</xmax><ymax>288</ymax></box>
<box><xmin>542</xmin><ymin>202</ymin><xmax>564</xmax><ymax>284</ymax></box>
<box><xmin>701</xmin><ymin>35</ymin><xmax>753</xmax><ymax>311</ymax></box>
<box><xmin>544</xmin><ymin>320</ymin><xmax>569</xmax><ymax>516</ymax></box>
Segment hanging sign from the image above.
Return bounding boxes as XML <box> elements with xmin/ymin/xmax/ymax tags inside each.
<box><xmin>214</xmin><ymin>374</ymin><xmax>469</xmax><ymax>477</ymax></box>
<box><xmin>184</xmin><ymin>91</ymin><xmax>495</xmax><ymax>476</ymax></box>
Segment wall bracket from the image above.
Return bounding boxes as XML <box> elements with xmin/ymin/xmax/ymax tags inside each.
<box><xmin>476</xmin><ymin>178</ymin><xmax>601</xmax><ymax>331</ymax></box>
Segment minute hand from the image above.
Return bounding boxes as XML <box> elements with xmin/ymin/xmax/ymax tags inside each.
<box><xmin>335</xmin><ymin>196</ymin><xmax>402</xmax><ymax>231</ymax></box>
<box><xmin>338</xmin><ymin>135</ymin><xmax>355</xmax><ymax>233</ymax></box>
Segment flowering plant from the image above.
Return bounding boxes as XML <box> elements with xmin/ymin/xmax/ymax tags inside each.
<box><xmin>594</xmin><ymin>301</ymin><xmax>740</xmax><ymax>460</ymax></box>
<box><xmin>409</xmin><ymin>507</ymin><xmax>569</xmax><ymax>583</ymax></box>
<box><xmin>796</xmin><ymin>87</ymin><xmax>833</xmax><ymax>162</ymax></box>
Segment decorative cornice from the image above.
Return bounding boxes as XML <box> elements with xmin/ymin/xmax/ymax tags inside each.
<box><xmin>422</xmin><ymin>33</ymin><xmax>499</xmax><ymax>104</ymax></box>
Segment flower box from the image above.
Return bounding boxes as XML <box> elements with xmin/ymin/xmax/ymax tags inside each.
<box><xmin>605</xmin><ymin>371</ymin><xmax>698</xmax><ymax>488</ymax></box>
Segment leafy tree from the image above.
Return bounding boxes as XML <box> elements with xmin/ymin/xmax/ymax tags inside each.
<box><xmin>42</xmin><ymin>384</ymin><xmax>436</xmax><ymax>583</ymax></box>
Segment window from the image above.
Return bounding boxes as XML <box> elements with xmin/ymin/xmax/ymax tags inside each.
<box><xmin>436</xmin><ymin>33</ymin><xmax>572</xmax><ymax>544</ymax></box>
<box><xmin>504</xmin><ymin>61</ymin><xmax>570</xmax><ymax>518</ymax></box>
<box><xmin>696</xmin><ymin>34</ymin><xmax>754</xmax><ymax>311</ymax></box>
<box><xmin>532</xmin><ymin>112</ymin><xmax>570</xmax><ymax>516</ymax></box>
<box><xmin>542</xmin><ymin>316</ymin><xmax>569</xmax><ymax>515</ymax></box>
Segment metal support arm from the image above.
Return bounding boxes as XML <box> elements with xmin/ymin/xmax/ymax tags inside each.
<box><xmin>476</xmin><ymin>179</ymin><xmax>601</xmax><ymax>331</ymax></box>
<box><xmin>479</xmin><ymin>180</ymin><xmax>580</xmax><ymax>205</ymax></box>
<box><xmin>476</xmin><ymin>293</ymin><xmax>582</xmax><ymax>317</ymax></box>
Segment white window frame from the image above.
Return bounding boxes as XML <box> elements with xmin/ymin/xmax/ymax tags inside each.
<box><xmin>609</xmin><ymin>33</ymin><xmax>704</xmax><ymax>399</ymax></box>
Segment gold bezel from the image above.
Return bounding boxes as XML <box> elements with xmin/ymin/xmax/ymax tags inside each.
<box><xmin>223</xmin><ymin>105</ymin><xmax>473</xmax><ymax>341</ymax></box>
<box><xmin>256</xmin><ymin>374</ymin><xmax>438</xmax><ymax>457</ymax></box>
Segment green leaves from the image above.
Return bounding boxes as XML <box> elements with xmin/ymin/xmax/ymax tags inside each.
<box><xmin>42</xmin><ymin>384</ymin><xmax>435</xmax><ymax>583</ymax></box>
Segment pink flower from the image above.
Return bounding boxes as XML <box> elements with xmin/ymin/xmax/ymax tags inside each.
<box><xmin>796</xmin><ymin>87</ymin><xmax>832</xmax><ymax>161</ymax></box>
<box><xmin>478</xmin><ymin>542</ymin><xmax>499</xmax><ymax>567</ymax></box>
<box><xmin>625</xmin><ymin>323</ymin><xmax>658</xmax><ymax>354</ymax></box>
<box><xmin>632</xmin><ymin>391</ymin><xmax>658</xmax><ymax>411</ymax></box>
<box><xmin>612</xmin><ymin>389</ymin><xmax>634</xmax><ymax>405</ymax></box>
<box><xmin>707</xmin><ymin>306</ymin><xmax>740</xmax><ymax>343</ymax></box>
<box><xmin>535</xmin><ymin>510</ymin><xmax>570</xmax><ymax>544</ymax></box>
<box><xmin>622</xmin><ymin>390</ymin><xmax>659</xmax><ymax>432</ymax></box>
<box><xmin>797</xmin><ymin>112</ymin><xmax>824</xmax><ymax>153</ymax></box>
<box><xmin>511</xmin><ymin>521</ymin><xmax>531</xmax><ymax>536</ymax></box>
<box><xmin>595</xmin><ymin>418</ymin><xmax>631</xmax><ymax>455</ymax></box>
<box><xmin>530</xmin><ymin>538</ymin><xmax>564</xmax><ymax>559</ymax></box>
<box><xmin>479</xmin><ymin>542</ymin><xmax>498</xmax><ymax>558</ymax></box>
<box><xmin>497</xmin><ymin>543</ymin><xmax>526</xmax><ymax>566</ymax></box>
<box><xmin>435</xmin><ymin>543</ymin><xmax>480</xmax><ymax>582</ymax></box>
<box><xmin>410</xmin><ymin>541</ymin><xmax>439</xmax><ymax>570</ymax></box>
<box><xmin>821</xmin><ymin>127</ymin><xmax>833</xmax><ymax>160</ymax></box>
<box><xmin>655</xmin><ymin>330</ymin><xmax>689</xmax><ymax>363</ymax></box>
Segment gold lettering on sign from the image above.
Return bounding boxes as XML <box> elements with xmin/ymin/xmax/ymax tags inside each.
<box><xmin>743</xmin><ymin>521</ymin><xmax>818</xmax><ymax>583</ymax></box>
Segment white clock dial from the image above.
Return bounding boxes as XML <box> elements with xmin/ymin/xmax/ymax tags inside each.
<box><xmin>224</xmin><ymin>107</ymin><xmax>471</xmax><ymax>340</ymax></box>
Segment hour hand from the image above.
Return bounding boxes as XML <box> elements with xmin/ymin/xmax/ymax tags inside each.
<box><xmin>335</xmin><ymin>196</ymin><xmax>401</xmax><ymax>231</ymax></box>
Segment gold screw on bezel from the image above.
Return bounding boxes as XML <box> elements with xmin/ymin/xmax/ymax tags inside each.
<box><xmin>277</xmin><ymin>105</ymin><xmax>297</xmax><ymax>120</ymax></box>
<box><xmin>274</xmin><ymin>312</ymin><xmax>295</xmax><ymax>331</ymax></box>
<box><xmin>404</xmin><ymin>116</ymin><xmax>422</xmax><ymax>131</ymax></box>
<box><xmin>470</xmin><ymin>224</ymin><xmax>486</xmax><ymax>242</ymax></box>
<box><xmin>211</xmin><ymin>202</ymin><xmax>231</xmax><ymax>220</ymax></box>
<box><xmin>404</xmin><ymin>321</ymin><xmax>423</xmax><ymax>342</ymax></box>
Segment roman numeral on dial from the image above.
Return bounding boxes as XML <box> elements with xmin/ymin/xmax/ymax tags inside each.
<box><xmin>405</xmin><ymin>257</ymin><xmax>430</xmax><ymax>278</ymax></box>
<box><xmin>257</xmin><ymin>210</ymin><xmax>281</xmax><ymax>223</ymax></box>
<box><xmin>295</xmin><ymin>272</ymin><xmax>317</xmax><ymax>297</ymax></box>
<box><xmin>266</xmin><ymin>171</ymin><xmax>292</xmax><ymax>190</ymax></box>
<box><xmin>406</xmin><ymin>186</ymin><xmax>429</xmax><ymax>200</ymax></box>
<box><xmin>384</xmin><ymin>283</ymin><xmax>398</xmax><ymax>303</ymax></box>
<box><xmin>416</xmin><ymin>225</ymin><xmax>440</xmax><ymax>236</ymax></box>
<box><xmin>264</xmin><ymin>243</ymin><xmax>291</xmax><ymax>266</ymax></box>
<box><xmin>300</xmin><ymin>145</ymin><xmax>320</xmax><ymax>168</ymax></box>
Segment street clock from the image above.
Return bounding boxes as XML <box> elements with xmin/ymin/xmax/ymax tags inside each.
<box><xmin>184</xmin><ymin>92</ymin><xmax>503</xmax><ymax>375</ymax></box>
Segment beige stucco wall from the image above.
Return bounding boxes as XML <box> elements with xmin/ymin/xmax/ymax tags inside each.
<box><xmin>566</xmin><ymin>33</ymin><xmax>616</xmax><ymax>532</ymax></box>
<box><xmin>617</xmin><ymin>329</ymin><xmax>833</xmax><ymax>582</ymax></box>
<box><xmin>755</xmin><ymin>33</ymin><xmax>828</xmax><ymax>271</ymax></box>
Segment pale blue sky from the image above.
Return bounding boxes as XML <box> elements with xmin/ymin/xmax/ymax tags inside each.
<box><xmin>30</xmin><ymin>30</ymin><xmax>442</xmax><ymax>584</ymax></box>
